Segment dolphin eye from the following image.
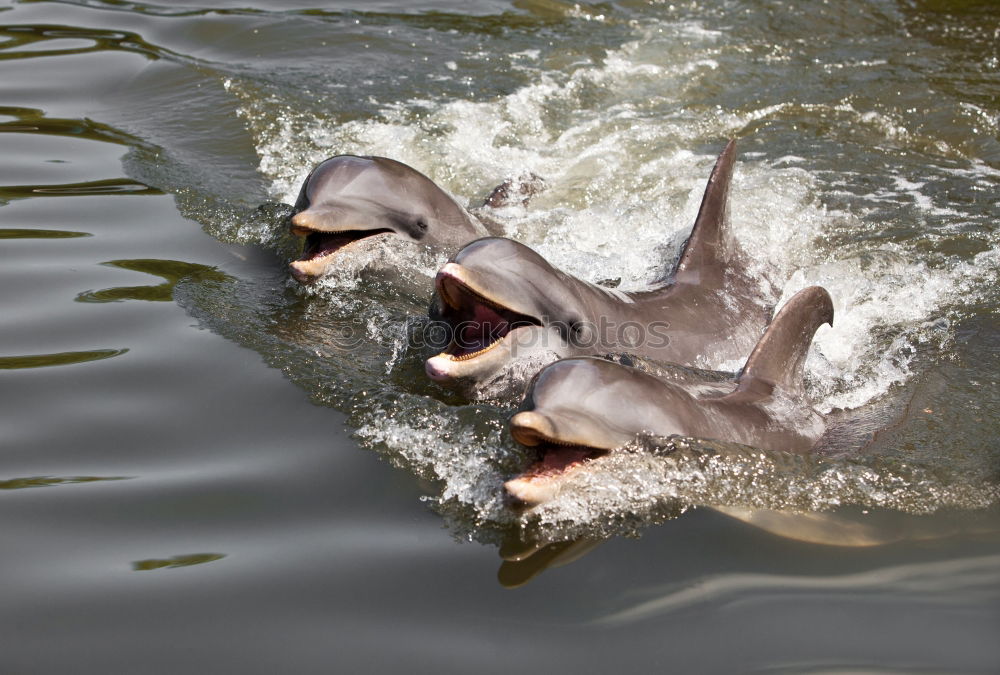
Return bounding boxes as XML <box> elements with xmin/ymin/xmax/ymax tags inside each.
<box><xmin>569</xmin><ymin>319</ymin><xmax>597</xmax><ymax>347</ymax></box>
<box><xmin>411</xmin><ymin>219</ymin><xmax>429</xmax><ymax>240</ymax></box>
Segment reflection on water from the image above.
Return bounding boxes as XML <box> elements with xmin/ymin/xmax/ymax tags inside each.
<box><xmin>76</xmin><ymin>258</ymin><xmax>229</xmax><ymax>303</ymax></box>
<box><xmin>494</xmin><ymin>504</ymin><xmax>1000</xmax><ymax>588</ymax></box>
<box><xmin>0</xmin><ymin>105</ymin><xmax>142</xmax><ymax>146</ymax></box>
<box><xmin>0</xmin><ymin>475</ymin><xmax>130</xmax><ymax>490</ymax></box>
<box><xmin>597</xmin><ymin>552</ymin><xmax>1000</xmax><ymax>627</ymax></box>
<box><xmin>0</xmin><ymin>22</ymin><xmax>171</xmax><ymax>61</ymax></box>
<box><xmin>132</xmin><ymin>553</ymin><xmax>227</xmax><ymax>571</ymax></box>
<box><xmin>0</xmin><ymin>348</ymin><xmax>129</xmax><ymax>369</ymax></box>
<box><xmin>497</xmin><ymin>533</ymin><xmax>606</xmax><ymax>588</ymax></box>
<box><xmin>0</xmin><ymin>227</ymin><xmax>90</xmax><ymax>238</ymax></box>
<box><xmin>0</xmin><ymin>177</ymin><xmax>162</xmax><ymax>202</ymax></box>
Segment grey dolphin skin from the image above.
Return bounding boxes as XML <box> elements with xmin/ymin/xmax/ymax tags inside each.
<box><xmin>505</xmin><ymin>285</ymin><xmax>834</xmax><ymax>505</ymax></box>
<box><xmin>288</xmin><ymin>155</ymin><xmax>494</xmax><ymax>283</ymax></box>
<box><xmin>424</xmin><ymin>140</ymin><xmax>771</xmax><ymax>395</ymax></box>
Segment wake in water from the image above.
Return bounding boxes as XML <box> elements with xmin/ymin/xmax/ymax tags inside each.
<box><xmin>167</xmin><ymin>5</ymin><xmax>1000</xmax><ymax>548</ymax></box>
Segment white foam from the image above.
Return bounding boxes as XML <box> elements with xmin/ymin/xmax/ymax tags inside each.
<box><xmin>354</xmin><ymin>404</ymin><xmax>517</xmax><ymax>524</ymax></box>
<box><xmin>892</xmin><ymin>175</ymin><xmax>962</xmax><ymax>216</ymax></box>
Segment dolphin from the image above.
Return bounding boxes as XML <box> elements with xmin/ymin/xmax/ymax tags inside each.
<box><xmin>504</xmin><ymin>285</ymin><xmax>834</xmax><ymax>505</ymax></box>
<box><xmin>424</xmin><ymin>140</ymin><xmax>772</xmax><ymax>396</ymax></box>
<box><xmin>288</xmin><ymin>155</ymin><xmax>507</xmax><ymax>283</ymax></box>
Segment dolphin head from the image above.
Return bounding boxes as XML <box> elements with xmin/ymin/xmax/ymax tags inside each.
<box><xmin>504</xmin><ymin>357</ymin><xmax>694</xmax><ymax>505</ymax></box>
<box><xmin>424</xmin><ymin>238</ymin><xmax>598</xmax><ymax>390</ymax></box>
<box><xmin>288</xmin><ymin>155</ymin><xmax>480</xmax><ymax>283</ymax></box>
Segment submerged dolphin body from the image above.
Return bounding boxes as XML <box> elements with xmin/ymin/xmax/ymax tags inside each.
<box><xmin>424</xmin><ymin>140</ymin><xmax>772</xmax><ymax>397</ymax></box>
<box><xmin>504</xmin><ymin>285</ymin><xmax>834</xmax><ymax>505</ymax></box>
<box><xmin>288</xmin><ymin>155</ymin><xmax>509</xmax><ymax>283</ymax></box>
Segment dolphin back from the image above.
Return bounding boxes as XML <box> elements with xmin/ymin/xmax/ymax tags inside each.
<box><xmin>735</xmin><ymin>286</ymin><xmax>834</xmax><ymax>398</ymax></box>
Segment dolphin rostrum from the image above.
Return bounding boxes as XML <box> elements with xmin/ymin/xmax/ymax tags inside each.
<box><xmin>288</xmin><ymin>155</ymin><xmax>516</xmax><ymax>283</ymax></box>
<box><xmin>424</xmin><ymin>140</ymin><xmax>772</xmax><ymax>397</ymax></box>
<box><xmin>504</xmin><ymin>285</ymin><xmax>834</xmax><ymax>505</ymax></box>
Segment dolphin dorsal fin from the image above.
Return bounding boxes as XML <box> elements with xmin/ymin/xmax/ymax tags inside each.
<box><xmin>669</xmin><ymin>139</ymin><xmax>738</xmax><ymax>286</ymax></box>
<box><xmin>734</xmin><ymin>286</ymin><xmax>834</xmax><ymax>399</ymax></box>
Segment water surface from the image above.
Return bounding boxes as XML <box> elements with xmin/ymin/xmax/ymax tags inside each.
<box><xmin>1</xmin><ymin>0</ymin><xmax>999</xmax><ymax>672</ymax></box>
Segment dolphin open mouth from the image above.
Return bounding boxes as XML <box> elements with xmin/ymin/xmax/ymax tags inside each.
<box><xmin>505</xmin><ymin>412</ymin><xmax>610</xmax><ymax>504</ymax></box>
<box><xmin>522</xmin><ymin>443</ymin><xmax>607</xmax><ymax>475</ymax></box>
<box><xmin>289</xmin><ymin>225</ymin><xmax>393</xmax><ymax>281</ymax></box>
<box><xmin>511</xmin><ymin>422</ymin><xmax>608</xmax><ymax>475</ymax></box>
<box><xmin>431</xmin><ymin>269</ymin><xmax>541</xmax><ymax>364</ymax></box>
<box><xmin>504</xmin><ymin>442</ymin><xmax>609</xmax><ymax>506</ymax></box>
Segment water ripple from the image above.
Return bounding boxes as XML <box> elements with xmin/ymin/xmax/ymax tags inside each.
<box><xmin>76</xmin><ymin>259</ymin><xmax>229</xmax><ymax>303</ymax></box>
<box><xmin>0</xmin><ymin>178</ymin><xmax>162</xmax><ymax>202</ymax></box>
<box><xmin>0</xmin><ymin>476</ymin><xmax>131</xmax><ymax>490</ymax></box>
<box><xmin>597</xmin><ymin>553</ymin><xmax>1000</xmax><ymax>627</ymax></box>
<box><xmin>0</xmin><ymin>228</ymin><xmax>91</xmax><ymax>239</ymax></box>
<box><xmin>0</xmin><ymin>22</ymin><xmax>171</xmax><ymax>61</ymax></box>
<box><xmin>0</xmin><ymin>105</ymin><xmax>144</xmax><ymax>147</ymax></box>
<box><xmin>132</xmin><ymin>553</ymin><xmax>226</xmax><ymax>571</ymax></box>
<box><xmin>0</xmin><ymin>348</ymin><xmax>129</xmax><ymax>369</ymax></box>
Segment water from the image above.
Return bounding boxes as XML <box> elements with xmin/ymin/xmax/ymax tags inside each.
<box><xmin>1</xmin><ymin>0</ymin><xmax>998</xmax><ymax>672</ymax></box>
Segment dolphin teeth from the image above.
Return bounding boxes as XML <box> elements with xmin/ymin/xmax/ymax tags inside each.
<box><xmin>438</xmin><ymin>336</ymin><xmax>505</xmax><ymax>362</ymax></box>
<box><xmin>510</xmin><ymin>411</ymin><xmax>556</xmax><ymax>447</ymax></box>
<box><xmin>520</xmin><ymin>432</ymin><xmax>585</xmax><ymax>448</ymax></box>
<box><xmin>293</xmin><ymin>228</ymin><xmax>394</xmax><ymax>267</ymax></box>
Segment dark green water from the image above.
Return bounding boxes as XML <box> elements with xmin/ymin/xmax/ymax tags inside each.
<box><xmin>1</xmin><ymin>0</ymin><xmax>998</xmax><ymax>672</ymax></box>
